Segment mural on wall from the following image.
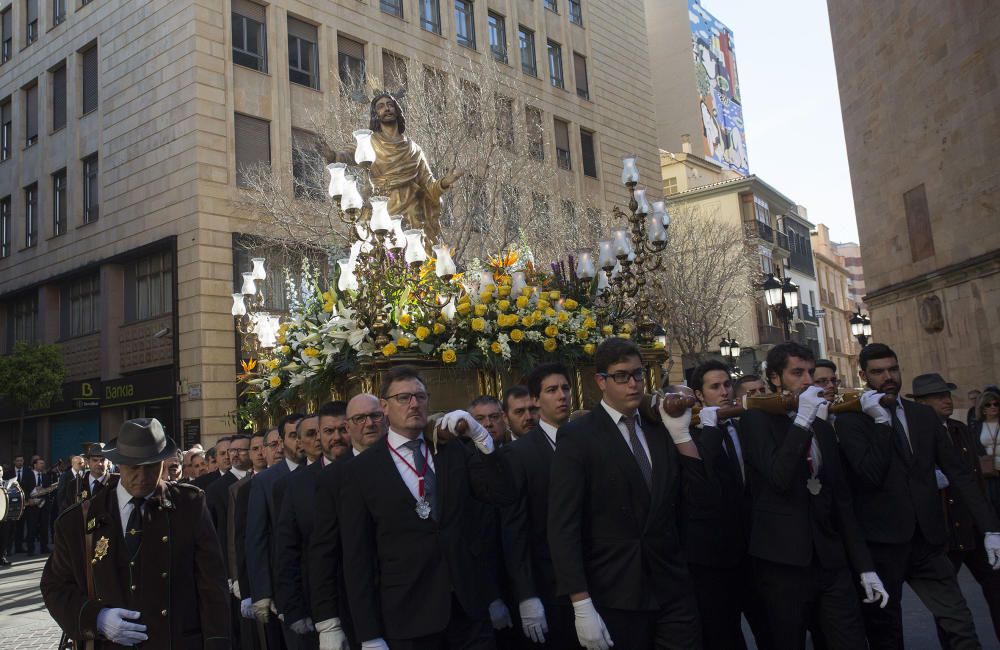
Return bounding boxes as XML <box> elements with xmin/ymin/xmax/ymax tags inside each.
<box><xmin>689</xmin><ymin>0</ymin><xmax>749</xmax><ymax>175</ymax></box>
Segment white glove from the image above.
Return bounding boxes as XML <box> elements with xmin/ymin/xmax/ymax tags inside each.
<box><xmin>252</xmin><ymin>598</ymin><xmax>272</xmax><ymax>623</ymax></box>
<box><xmin>229</xmin><ymin>578</ymin><xmax>241</xmax><ymax>600</ymax></box>
<box><xmin>816</xmin><ymin>401</ymin><xmax>830</xmax><ymax>422</ymax></box>
<box><xmin>519</xmin><ymin>597</ymin><xmax>549</xmax><ymax>644</ymax></box>
<box><xmin>489</xmin><ymin>598</ymin><xmax>513</xmax><ymax>630</ymax></box>
<box><xmin>96</xmin><ymin>608</ymin><xmax>148</xmax><ymax>646</ymax></box>
<box><xmin>985</xmin><ymin>533</ymin><xmax>1000</xmax><ymax>569</ymax></box>
<box><xmin>439</xmin><ymin>409</ymin><xmax>495</xmax><ymax>454</ymax></box>
<box><xmin>240</xmin><ymin>598</ymin><xmax>254</xmax><ymax>620</ymax></box>
<box><xmin>316</xmin><ymin>618</ymin><xmax>350</xmax><ymax>650</ymax></box>
<box><xmin>699</xmin><ymin>406</ymin><xmax>719</xmax><ymax>429</ymax></box>
<box><xmin>659</xmin><ymin>399</ymin><xmax>692</xmax><ymax>445</ymax></box>
<box><xmin>861</xmin><ymin>390</ymin><xmax>891</xmax><ymax>424</ymax></box>
<box><xmin>572</xmin><ymin>598</ymin><xmax>614</xmax><ymax>650</ymax></box>
<box><xmin>361</xmin><ymin>640</ymin><xmax>390</xmax><ymax>650</ymax></box>
<box><xmin>860</xmin><ymin>571</ymin><xmax>890</xmax><ymax>608</ymax></box>
<box><xmin>935</xmin><ymin>469</ymin><xmax>950</xmax><ymax>490</ymax></box>
<box><xmin>290</xmin><ymin>617</ymin><xmax>316</xmax><ymax>634</ymax></box>
<box><xmin>794</xmin><ymin>386</ymin><xmax>827</xmax><ymax>430</ymax></box>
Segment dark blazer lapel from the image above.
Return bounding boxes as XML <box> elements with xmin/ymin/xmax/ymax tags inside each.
<box><xmin>378</xmin><ymin>440</ymin><xmax>418</xmax><ymax>508</ymax></box>
<box><xmin>900</xmin><ymin>399</ymin><xmax>926</xmax><ymax>464</ymax></box>
<box><xmin>592</xmin><ymin>407</ymin><xmax>652</xmax><ymax>510</ymax></box>
<box><xmin>527</xmin><ymin>427</ymin><xmax>554</xmax><ymax>461</ymax></box>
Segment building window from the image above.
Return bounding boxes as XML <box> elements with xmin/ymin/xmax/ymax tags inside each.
<box><xmin>232</xmin><ymin>1</ymin><xmax>267</xmax><ymax>72</ymax></box>
<box><xmin>569</xmin><ymin>0</ymin><xmax>582</xmax><ymax>25</ymax></box>
<box><xmin>455</xmin><ymin>0</ymin><xmax>475</xmax><ymax>49</ymax></box>
<box><xmin>10</xmin><ymin>293</ymin><xmax>38</xmax><ymax>345</ymax></box>
<box><xmin>82</xmin><ymin>153</ymin><xmax>98</xmax><ymax>223</ymax></box>
<box><xmin>292</xmin><ymin>128</ymin><xmax>323</xmax><ymax>198</ymax></box>
<box><xmin>495</xmin><ymin>95</ymin><xmax>514</xmax><ymax>150</ymax></box>
<box><xmin>664</xmin><ymin>177</ymin><xmax>678</xmax><ymax>195</ymax></box>
<box><xmin>24</xmin><ymin>83</ymin><xmax>37</xmax><ymax>147</ymax></box>
<box><xmin>1</xmin><ymin>7</ymin><xmax>11</xmax><ymax>64</ymax></box>
<box><xmin>288</xmin><ymin>18</ymin><xmax>318</xmax><ymax>89</ymax></box>
<box><xmin>234</xmin><ymin>113</ymin><xmax>270</xmax><ymax>188</ymax></box>
<box><xmin>382</xmin><ymin>51</ymin><xmax>407</xmax><ymax>97</ymax></box>
<box><xmin>488</xmin><ymin>12</ymin><xmax>506</xmax><ymax>63</ymax></box>
<box><xmin>554</xmin><ymin>118</ymin><xmax>571</xmax><ymax>171</ymax></box>
<box><xmin>26</xmin><ymin>0</ymin><xmax>38</xmax><ymax>45</ymax></box>
<box><xmin>0</xmin><ymin>196</ymin><xmax>9</xmax><ymax>258</ymax></box>
<box><xmin>1</xmin><ymin>97</ymin><xmax>11</xmax><ymax>161</ymax></box>
<box><xmin>52</xmin><ymin>168</ymin><xmax>66</xmax><ymax>236</ymax></box>
<box><xmin>580</xmin><ymin>128</ymin><xmax>597</xmax><ymax>178</ymax></box>
<box><xmin>126</xmin><ymin>251</ymin><xmax>173</xmax><ymax>322</ymax></box>
<box><xmin>52</xmin><ymin>0</ymin><xmax>65</xmax><ymax>26</ymax></box>
<box><xmin>24</xmin><ymin>183</ymin><xmax>37</xmax><ymax>248</ymax></box>
<box><xmin>381</xmin><ymin>0</ymin><xmax>403</xmax><ymax>18</ymax></box>
<box><xmin>51</xmin><ymin>63</ymin><xmax>66</xmax><ymax>130</ymax></box>
<box><xmin>544</xmin><ymin>0</ymin><xmax>558</xmax><ymax>13</ymax></box>
<box><xmin>82</xmin><ymin>45</ymin><xmax>99</xmax><ymax>115</ymax></box>
<box><xmin>62</xmin><ymin>275</ymin><xmax>100</xmax><ymax>338</ymax></box>
<box><xmin>519</xmin><ymin>26</ymin><xmax>536</xmax><ymax>76</ymax></box>
<box><xmin>526</xmin><ymin>106</ymin><xmax>543</xmax><ymax>161</ymax></box>
<box><xmin>547</xmin><ymin>40</ymin><xmax>564</xmax><ymax>89</ymax></box>
<box><xmin>573</xmin><ymin>52</ymin><xmax>589</xmax><ymax>99</ymax></box>
<box><xmin>420</xmin><ymin>0</ymin><xmax>441</xmax><ymax>34</ymax></box>
<box><xmin>337</xmin><ymin>35</ymin><xmax>366</xmax><ymax>100</ymax></box>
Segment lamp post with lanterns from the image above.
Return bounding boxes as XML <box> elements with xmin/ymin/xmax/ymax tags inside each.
<box><xmin>850</xmin><ymin>308</ymin><xmax>872</xmax><ymax>347</ymax></box>
<box><xmin>762</xmin><ymin>272</ymin><xmax>800</xmax><ymax>341</ymax></box>
<box><xmin>719</xmin><ymin>332</ymin><xmax>742</xmax><ymax>375</ymax></box>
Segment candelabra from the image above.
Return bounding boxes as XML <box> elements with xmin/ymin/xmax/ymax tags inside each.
<box><xmin>231</xmin><ymin>257</ymin><xmax>280</xmax><ymax>357</ymax></box>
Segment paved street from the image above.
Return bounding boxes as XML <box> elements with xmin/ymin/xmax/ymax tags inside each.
<box><xmin>0</xmin><ymin>551</ymin><xmax>998</xmax><ymax>649</ymax></box>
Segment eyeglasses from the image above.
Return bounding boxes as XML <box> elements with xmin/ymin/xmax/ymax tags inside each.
<box><xmin>386</xmin><ymin>392</ymin><xmax>430</xmax><ymax>405</ymax></box>
<box><xmin>598</xmin><ymin>368</ymin><xmax>646</xmax><ymax>385</ymax></box>
<box><xmin>349</xmin><ymin>411</ymin><xmax>385</xmax><ymax>425</ymax></box>
<box><xmin>986</xmin><ymin>403</ymin><xmax>1000</xmax><ymax>409</ymax></box>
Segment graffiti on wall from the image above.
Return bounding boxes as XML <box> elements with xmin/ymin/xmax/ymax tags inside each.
<box><xmin>689</xmin><ymin>0</ymin><xmax>749</xmax><ymax>175</ymax></box>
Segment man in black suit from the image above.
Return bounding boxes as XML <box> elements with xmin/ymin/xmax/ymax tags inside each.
<box><xmin>547</xmin><ymin>337</ymin><xmax>701</xmax><ymax>650</ymax></box>
<box><xmin>740</xmin><ymin>342</ymin><xmax>886</xmax><ymax>650</ymax></box>
<box><xmin>683</xmin><ymin>360</ymin><xmax>770</xmax><ymax>650</ymax></box>
<box><xmin>500</xmin><ymin>363</ymin><xmax>577</xmax><ymax>648</ymax></box>
<box><xmin>276</xmin><ymin>402</ymin><xmax>350</xmax><ymax>649</ymax></box>
<box><xmin>339</xmin><ymin>364</ymin><xmax>514</xmax><ymax>650</ymax></box>
<box><xmin>21</xmin><ymin>456</ymin><xmax>52</xmax><ymax>555</ymax></box>
<box><xmin>56</xmin><ymin>454</ymin><xmax>86</xmax><ymax>512</ymax></box>
<box><xmin>195</xmin><ymin>436</ymin><xmax>232</xmax><ymax>490</ymax></box>
<box><xmin>502</xmin><ymin>385</ymin><xmax>539</xmax><ymax>442</ymax></box>
<box><xmin>836</xmin><ymin>344</ymin><xmax>1000</xmax><ymax>648</ymax></box>
<box><xmin>310</xmin><ymin>394</ymin><xmax>387</xmax><ymax>650</ymax></box>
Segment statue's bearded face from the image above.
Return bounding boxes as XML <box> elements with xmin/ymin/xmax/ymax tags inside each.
<box><xmin>375</xmin><ymin>97</ymin><xmax>398</xmax><ymax>124</ymax></box>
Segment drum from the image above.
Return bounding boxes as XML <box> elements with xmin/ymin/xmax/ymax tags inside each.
<box><xmin>0</xmin><ymin>481</ymin><xmax>26</xmax><ymax>522</ymax></box>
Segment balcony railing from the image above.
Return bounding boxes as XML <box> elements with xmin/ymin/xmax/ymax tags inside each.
<box><xmin>757</xmin><ymin>323</ymin><xmax>785</xmax><ymax>346</ymax></box>
<box><xmin>755</xmin><ymin>220</ymin><xmax>774</xmax><ymax>242</ymax></box>
<box><xmin>776</xmin><ymin>231</ymin><xmax>790</xmax><ymax>250</ymax></box>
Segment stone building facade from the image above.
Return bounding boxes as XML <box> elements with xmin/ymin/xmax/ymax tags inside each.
<box><xmin>812</xmin><ymin>224</ymin><xmax>861</xmax><ymax>388</ymax></box>
<box><xmin>828</xmin><ymin>0</ymin><xmax>1000</xmax><ymax>391</ymax></box>
<box><xmin>0</xmin><ymin>0</ymin><xmax>663</xmax><ymax>461</ymax></box>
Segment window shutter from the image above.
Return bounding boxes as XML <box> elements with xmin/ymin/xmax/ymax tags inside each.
<box><xmin>232</xmin><ymin>0</ymin><xmax>265</xmax><ymax>22</ymax></box>
<box><xmin>553</xmin><ymin>118</ymin><xmax>569</xmax><ymax>150</ymax></box>
<box><xmin>338</xmin><ymin>34</ymin><xmax>365</xmax><ymax>61</ymax></box>
<box><xmin>288</xmin><ymin>17</ymin><xmax>317</xmax><ymax>43</ymax></box>
<box><xmin>382</xmin><ymin>51</ymin><xmax>407</xmax><ymax>93</ymax></box>
<box><xmin>2</xmin><ymin>9</ymin><xmax>11</xmax><ymax>38</ymax></box>
<box><xmin>82</xmin><ymin>47</ymin><xmax>98</xmax><ymax>113</ymax></box>
<box><xmin>53</xmin><ymin>65</ymin><xmax>67</xmax><ymax>130</ymax></box>
<box><xmin>26</xmin><ymin>0</ymin><xmax>38</xmax><ymax>24</ymax></box>
<box><xmin>25</xmin><ymin>85</ymin><xmax>37</xmax><ymax>138</ymax></box>
<box><xmin>574</xmin><ymin>53</ymin><xmax>588</xmax><ymax>96</ymax></box>
<box><xmin>235</xmin><ymin>114</ymin><xmax>270</xmax><ymax>186</ymax></box>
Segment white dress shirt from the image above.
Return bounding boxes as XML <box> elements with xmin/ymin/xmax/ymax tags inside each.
<box><xmin>601</xmin><ymin>400</ymin><xmax>652</xmax><ymax>469</ymax></box>
<box><xmin>285</xmin><ymin>458</ymin><xmax>300</xmax><ymax>473</ymax></box>
<box><xmin>896</xmin><ymin>401</ymin><xmax>913</xmax><ymax>450</ymax></box>
<box><xmin>115</xmin><ymin>480</ymin><xmax>155</xmax><ymax>539</ymax></box>
<box><xmin>387</xmin><ymin>429</ymin><xmax>436</xmax><ymax>501</ymax></box>
<box><xmin>724</xmin><ymin>421</ymin><xmax>746</xmax><ymax>482</ymax></box>
<box><xmin>229</xmin><ymin>467</ymin><xmax>248</xmax><ymax>481</ymax></box>
<box><xmin>88</xmin><ymin>472</ymin><xmax>108</xmax><ymax>493</ymax></box>
<box><xmin>539</xmin><ymin>419</ymin><xmax>558</xmax><ymax>449</ymax></box>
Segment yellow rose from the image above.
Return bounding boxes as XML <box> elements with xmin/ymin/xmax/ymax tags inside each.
<box><xmin>510</xmin><ymin>329</ymin><xmax>524</xmax><ymax>342</ymax></box>
<box><xmin>584</xmin><ymin>343</ymin><xmax>596</xmax><ymax>355</ymax></box>
<box><xmin>442</xmin><ymin>349</ymin><xmax>457</xmax><ymax>364</ymax></box>
<box><xmin>471</xmin><ymin>318</ymin><xmax>486</xmax><ymax>332</ymax></box>
<box><xmin>323</xmin><ymin>301</ymin><xmax>334</xmax><ymax>313</ymax></box>
<box><xmin>415</xmin><ymin>326</ymin><xmax>430</xmax><ymax>341</ymax></box>
<box><xmin>521</xmin><ymin>315</ymin><xmax>534</xmax><ymax>327</ymax></box>
<box><xmin>280</xmin><ymin>345</ymin><xmax>291</xmax><ymax>355</ymax></box>
<box><xmin>433</xmin><ymin>322</ymin><xmax>446</xmax><ymax>335</ymax></box>
<box><xmin>549</xmin><ymin>291</ymin><xmax>560</xmax><ymax>300</ymax></box>
<box><xmin>399</xmin><ymin>313</ymin><xmax>412</xmax><ymax>327</ymax></box>
<box><xmin>557</xmin><ymin>311</ymin><xmax>569</xmax><ymax>323</ymax></box>
<box><xmin>577</xmin><ymin>329</ymin><xmax>589</xmax><ymax>340</ymax></box>
<box><xmin>545</xmin><ymin>325</ymin><xmax>559</xmax><ymax>338</ymax></box>
<box><xmin>497</xmin><ymin>286</ymin><xmax>511</xmax><ymax>297</ymax></box>
<box><xmin>457</xmin><ymin>302</ymin><xmax>472</xmax><ymax>315</ymax></box>
<box><xmin>479</xmin><ymin>292</ymin><xmax>493</xmax><ymax>304</ymax></box>
<box><xmin>537</xmin><ymin>299</ymin><xmax>550</xmax><ymax>310</ymax></box>
<box><xmin>543</xmin><ymin>338</ymin><xmax>558</xmax><ymax>352</ymax></box>
<box><xmin>397</xmin><ymin>337</ymin><xmax>411</xmax><ymax>348</ymax></box>
<box><xmin>620</xmin><ymin>323</ymin><xmax>633</xmax><ymax>334</ymax></box>
<box><xmin>618</xmin><ymin>333</ymin><xmax>631</xmax><ymax>339</ymax></box>
<box><xmin>459</xmin><ymin>294</ymin><xmax>471</xmax><ymax>304</ymax></box>
<box><xmin>265</xmin><ymin>359</ymin><xmax>280</xmax><ymax>371</ymax></box>
<box><xmin>277</xmin><ymin>334</ymin><xmax>286</xmax><ymax>345</ymax></box>
<box><xmin>545</xmin><ymin>308</ymin><xmax>557</xmax><ymax>317</ymax></box>
<box><xmin>602</xmin><ymin>325</ymin><xmax>614</xmax><ymax>335</ymax></box>
<box><xmin>491</xmin><ymin>341</ymin><xmax>502</xmax><ymax>354</ymax></box>
<box><xmin>497</xmin><ymin>300</ymin><xmax>510</xmax><ymax>312</ymax></box>
<box><xmin>475</xmin><ymin>304</ymin><xmax>488</xmax><ymax>316</ymax></box>
<box><xmin>563</xmin><ymin>299</ymin><xmax>578</xmax><ymax>311</ymax></box>
<box><xmin>269</xmin><ymin>375</ymin><xmax>281</xmax><ymax>388</ymax></box>
<box><xmin>382</xmin><ymin>342</ymin><xmax>398</xmax><ymax>357</ymax></box>
<box><xmin>533</xmin><ymin>310</ymin><xmax>544</xmax><ymax>320</ymax></box>
<box><xmin>303</xmin><ymin>347</ymin><xmax>319</xmax><ymax>358</ymax></box>
<box><xmin>584</xmin><ymin>317</ymin><xmax>597</xmax><ymax>329</ymax></box>
<box><xmin>516</xmin><ymin>296</ymin><xmax>529</xmax><ymax>309</ymax></box>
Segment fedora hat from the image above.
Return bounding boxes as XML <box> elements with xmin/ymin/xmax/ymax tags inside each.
<box><xmin>103</xmin><ymin>418</ymin><xmax>178</xmax><ymax>466</ymax></box>
<box><xmin>906</xmin><ymin>373</ymin><xmax>958</xmax><ymax>399</ymax></box>
<box><xmin>81</xmin><ymin>441</ymin><xmax>105</xmax><ymax>458</ymax></box>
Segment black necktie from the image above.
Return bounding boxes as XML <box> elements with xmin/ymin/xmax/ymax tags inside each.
<box><xmin>125</xmin><ymin>496</ymin><xmax>145</xmax><ymax>559</ymax></box>
<box><xmin>622</xmin><ymin>414</ymin><xmax>653</xmax><ymax>491</ymax></box>
<box><xmin>891</xmin><ymin>408</ymin><xmax>913</xmax><ymax>462</ymax></box>
<box><xmin>721</xmin><ymin>422</ymin><xmax>744</xmax><ymax>487</ymax></box>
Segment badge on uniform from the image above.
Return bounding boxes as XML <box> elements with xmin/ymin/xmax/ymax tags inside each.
<box><xmin>86</xmin><ymin>517</ymin><xmax>97</xmax><ymax>532</ymax></box>
<box><xmin>93</xmin><ymin>536</ymin><xmax>110</xmax><ymax>564</ymax></box>
<box><xmin>806</xmin><ymin>477</ymin><xmax>822</xmax><ymax>496</ymax></box>
<box><xmin>80</xmin><ymin>490</ymin><xmax>88</xmax><ymax>500</ymax></box>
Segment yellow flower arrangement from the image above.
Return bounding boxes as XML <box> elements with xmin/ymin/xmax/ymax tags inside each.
<box><xmin>497</xmin><ymin>286</ymin><xmax>510</xmax><ymax>297</ymax></box>
<box><xmin>382</xmin><ymin>342</ymin><xmax>398</xmax><ymax>357</ymax></box>
<box><xmin>602</xmin><ymin>325</ymin><xmax>614</xmax><ymax>335</ymax></box>
<box><xmin>471</xmin><ymin>318</ymin><xmax>486</xmax><ymax>332</ymax></box>
<box><xmin>584</xmin><ymin>343</ymin><xmax>596</xmax><ymax>355</ymax></box>
<box><xmin>577</xmin><ymin>329</ymin><xmax>589</xmax><ymax>341</ymax></box>
<box><xmin>479</xmin><ymin>292</ymin><xmax>493</xmax><ymax>304</ymax></box>
<box><xmin>557</xmin><ymin>311</ymin><xmax>569</xmax><ymax>323</ymax></box>
<box><xmin>620</xmin><ymin>323</ymin><xmax>633</xmax><ymax>334</ymax></box>
<box><xmin>442</xmin><ymin>349</ymin><xmax>457</xmax><ymax>364</ymax></box>
<box><xmin>549</xmin><ymin>291</ymin><xmax>560</xmax><ymax>300</ymax></box>
<box><xmin>303</xmin><ymin>347</ymin><xmax>320</xmax><ymax>358</ymax></box>
<box><xmin>545</xmin><ymin>308</ymin><xmax>557</xmax><ymax>317</ymax></box>
<box><xmin>397</xmin><ymin>337</ymin><xmax>411</xmax><ymax>348</ymax></box>
<box><xmin>415</xmin><ymin>326</ymin><xmax>430</xmax><ymax>341</ymax></box>
<box><xmin>543</xmin><ymin>338</ymin><xmax>558</xmax><ymax>352</ymax></box>
<box><xmin>457</xmin><ymin>302</ymin><xmax>472</xmax><ymax>315</ymax></box>
<box><xmin>537</xmin><ymin>299</ymin><xmax>550</xmax><ymax>310</ymax></box>
<box><xmin>521</xmin><ymin>315</ymin><xmax>534</xmax><ymax>328</ymax></box>
<box><xmin>475</xmin><ymin>304</ymin><xmax>488</xmax><ymax>316</ymax></box>
<box><xmin>510</xmin><ymin>329</ymin><xmax>524</xmax><ymax>342</ymax></box>
<box><xmin>399</xmin><ymin>313</ymin><xmax>412</xmax><ymax>327</ymax></box>
<box><xmin>323</xmin><ymin>301</ymin><xmax>334</xmax><ymax>313</ymax></box>
<box><xmin>491</xmin><ymin>341</ymin><xmax>502</xmax><ymax>354</ymax></box>
<box><xmin>584</xmin><ymin>317</ymin><xmax>597</xmax><ymax>329</ymax></box>
<box><xmin>433</xmin><ymin>322</ymin><xmax>446</xmax><ymax>335</ymax></box>
<box><xmin>545</xmin><ymin>325</ymin><xmax>559</xmax><ymax>338</ymax></box>
<box><xmin>269</xmin><ymin>375</ymin><xmax>281</xmax><ymax>388</ymax></box>
<box><xmin>563</xmin><ymin>299</ymin><xmax>578</xmax><ymax>311</ymax></box>
<box><xmin>516</xmin><ymin>296</ymin><xmax>529</xmax><ymax>309</ymax></box>
<box><xmin>265</xmin><ymin>359</ymin><xmax>280</xmax><ymax>371</ymax></box>
<box><xmin>280</xmin><ymin>345</ymin><xmax>291</xmax><ymax>355</ymax></box>
<box><xmin>497</xmin><ymin>300</ymin><xmax>510</xmax><ymax>312</ymax></box>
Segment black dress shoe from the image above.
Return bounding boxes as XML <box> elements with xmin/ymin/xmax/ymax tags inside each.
<box><xmin>0</xmin><ymin>557</ymin><xmax>11</xmax><ymax>566</ymax></box>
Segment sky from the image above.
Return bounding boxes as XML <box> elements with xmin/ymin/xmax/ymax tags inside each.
<box><xmin>699</xmin><ymin>0</ymin><xmax>860</xmax><ymax>243</ymax></box>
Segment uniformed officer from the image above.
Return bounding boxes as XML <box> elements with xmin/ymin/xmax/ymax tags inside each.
<box><xmin>41</xmin><ymin>418</ymin><xmax>231</xmax><ymax>649</ymax></box>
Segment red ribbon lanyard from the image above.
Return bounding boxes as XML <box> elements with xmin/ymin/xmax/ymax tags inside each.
<box><xmin>387</xmin><ymin>438</ymin><xmax>430</xmax><ymax>497</ymax></box>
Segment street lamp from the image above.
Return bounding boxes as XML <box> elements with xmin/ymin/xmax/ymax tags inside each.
<box><xmin>719</xmin><ymin>332</ymin><xmax>742</xmax><ymax>375</ymax></box>
<box><xmin>850</xmin><ymin>308</ymin><xmax>872</xmax><ymax>347</ymax></box>
<box><xmin>761</xmin><ymin>272</ymin><xmax>800</xmax><ymax>341</ymax></box>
